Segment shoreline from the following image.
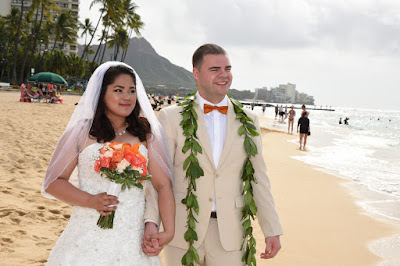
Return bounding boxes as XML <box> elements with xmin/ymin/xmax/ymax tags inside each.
<box><xmin>258</xmin><ymin>122</ymin><xmax>400</xmax><ymax>265</ymax></box>
<box><xmin>0</xmin><ymin>91</ymin><xmax>398</xmax><ymax>265</ymax></box>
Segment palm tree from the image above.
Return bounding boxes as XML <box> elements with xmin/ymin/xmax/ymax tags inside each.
<box><xmin>59</xmin><ymin>12</ymin><xmax>78</xmax><ymax>51</ymax></box>
<box><xmin>24</xmin><ymin>0</ymin><xmax>59</xmax><ymax>81</ymax></box>
<box><xmin>19</xmin><ymin>0</ymin><xmax>58</xmax><ymax>81</ymax></box>
<box><xmin>10</xmin><ymin>2</ymin><xmax>25</xmax><ymax>83</ymax></box>
<box><xmin>120</xmin><ymin>0</ymin><xmax>144</xmax><ymax>62</ymax></box>
<box><xmin>108</xmin><ymin>26</ymin><xmax>128</xmax><ymax>60</ymax></box>
<box><xmin>91</xmin><ymin>0</ymin><xmax>123</xmax><ymax>64</ymax></box>
<box><xmin>80</xmin><ymin>18</ymin><xmax>95</xmax><ymax>60</ymax></box>
<box><xmin>75</xmin><ymin>18</ymin><xmax>94</xmax><ymax>80</ymax></box>
<box><xmin>19</xmin><ymin>0</ymin><xmax>41</xmax><ymax>81</ymax></box>
<box><xmin>52</xmin><ymin>12</ymin><xmax>69</xmax><ymax>52</ymax></box>
<box><xmin>0</xmin><ymin>17</ymin><xmax>12</xmax><ymax>81</ymax></box>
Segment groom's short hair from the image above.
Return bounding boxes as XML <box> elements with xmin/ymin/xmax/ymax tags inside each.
<box><xmin>192</xmin><ymin>44</ymin><xmax>227</xmax><ymax>69</ymax></box>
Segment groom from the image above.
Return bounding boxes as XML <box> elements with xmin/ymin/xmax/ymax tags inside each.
<box><xmin>143</xmin><ymin>44</ymin><xmax>283</xmax><ymax>265</ymax></box>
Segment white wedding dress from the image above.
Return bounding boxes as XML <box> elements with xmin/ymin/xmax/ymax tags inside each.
<box><xmin>46</xmin><ymin>143</ymin><xmax>161</xmax><ymax>266</ymax></box>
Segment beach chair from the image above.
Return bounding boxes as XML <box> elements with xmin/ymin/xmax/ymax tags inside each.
<box><xmin>25</xmin><ymin>88</ymin><xmax>43</xmax><ymax>102</ymax></box>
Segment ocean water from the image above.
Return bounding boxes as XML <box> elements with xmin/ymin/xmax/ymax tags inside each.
<box><xmin>250</xmin><ymin>104</ymin><xmax>400</xmax><ymax>223</ymax></box>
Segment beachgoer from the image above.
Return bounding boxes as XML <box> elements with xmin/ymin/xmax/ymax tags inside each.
<box><xmin>19</xmin><ymin>83</ymin><xmax>27</xmax><ymax>102</ymax></box>
<box><xmin>279</xmin><ymin>105</ymin><xmax>285</xmax><ymax>123</ymax></box>
<box><xmin>344</xmin><ymin>117</ymin><xmax>349</xmax><ymax>125</ymax></box>
<box><xmin>275</xmin><ymin>104</ymin><xmax>279</xmax><ymax>119</ymax></box>
<box><xmin>284</xmin><ymin>105</ymin><xmax>288</xmax><ymax>119</ymax></box>
<box><xmin>251</xmin><ymin>101</ymin><xmax>255</xmax><ymax>110</ymax></box>
<box><xmin>143</xmin><ymin>44</ymin><xmax>283</xmax><ymax>265</ymax></box>
<box><xmin>41</xmin><ymin>62</ymin><xmax>175</xmax><ymax>265</ymax></box>
<box><xmin>339</xmin><ymin>118</ymin><xmax>342</xmax><ymax>124</ymax></box>
<box><xmin>297</xmin><ymin>111</ymin><xmax>310</xmax><ymax>150</ymax></box>
<box><xmin>288</xmin><ymin>106</ymin><xmax>296</xmax><ymax>134</ymax></box>
<box><xmin>301</xmin><ymin>104</ymin><xmax>309</xmax><ymax>117</ymax></box>
<box><xmin>262</xmin><ymin>104</ymin><xmax>266</xmax><ymax>112</ymax></box>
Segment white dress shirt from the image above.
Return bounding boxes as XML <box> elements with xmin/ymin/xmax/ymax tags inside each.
<box><xmin>196</xmin><ymin>92</ymin><xmax>228</xmax><ymax>212</ymax></box>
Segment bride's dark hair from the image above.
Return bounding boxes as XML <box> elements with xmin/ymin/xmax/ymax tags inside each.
<box><xmin>90</xmin><ymin>65</ymin><xmax>151</xmax><ymax>142</ymax></box>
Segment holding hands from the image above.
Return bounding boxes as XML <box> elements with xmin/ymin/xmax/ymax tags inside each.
<box><xmin>142</xmin><ymin>222</ymin><xmax>174</xmax><ymax>256</ymax></box>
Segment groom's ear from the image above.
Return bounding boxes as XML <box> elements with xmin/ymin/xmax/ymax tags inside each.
<box><xmin>193</xmin><ymin>68</ymin><xmax>199</xmax><ymax>81</ymax></box>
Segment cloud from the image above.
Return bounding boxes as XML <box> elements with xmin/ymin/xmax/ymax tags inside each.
<box><xmin>78</xmin><ymin>0</ymin><xmax>400</xmax><ymax>109</ymax></box>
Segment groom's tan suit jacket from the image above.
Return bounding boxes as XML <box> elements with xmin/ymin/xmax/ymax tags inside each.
<box><xmin>144</xmin><ymin>98</ymin><xmax>283</xmax><ymax>251</ymax></box>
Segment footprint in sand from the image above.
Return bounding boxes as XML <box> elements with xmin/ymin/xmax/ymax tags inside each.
<box><xmin>63</xmin><ymin>214</ymin><xmax>70</xmax><ymax>219</ymax></box>
<box><xmin>15</xmin><ymin>210</ymin><xmax>26</xmax><ymax>216</ymax></box>
<box><xmin>49</xmin><ymin>209</ymin><xmax>61</xmax><ymax>215</ymax></box>
<box><xmin>16</xmin><ymin>230</ymin><xmax>27</xmax><ymax>236</ymax></box>
<box><xmin>0</xmin><ymin>210</ymin><xmax>12</xmax><ymax>218</ymax></box>
<box><xmin>7</xmin><ymin>178</ymin><xmax>17</xmax><ymax>183</ymax></box>
<box><xmin>1</xmin><ymin>190</ymin><xmax>11</xmax><ymax>194</ymax></box>
<box><xmin>10</xmin><ymin>218</ymin><xmax>21</xmax><ymax>224</ymax></box>
<box><xmin>2</xmin><ymin>238</ymin><xmax>14</xmax><ymax>244</ymax></box>
<box><xmin>37</xmin><ymin>206</ymin><xmax>45</xmax><ymax>210</ymax></box>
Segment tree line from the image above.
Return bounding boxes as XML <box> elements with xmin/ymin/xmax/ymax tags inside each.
<box><xmin>0</xmin><ymin>0</ymin><xmax>144</xmax><ymax>86</ymax></box>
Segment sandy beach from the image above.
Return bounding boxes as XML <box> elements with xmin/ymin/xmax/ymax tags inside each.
<box><xmin>0</xmin><ymin>90</ymin><xmax>398</xmax><ymax>265</ymax></box>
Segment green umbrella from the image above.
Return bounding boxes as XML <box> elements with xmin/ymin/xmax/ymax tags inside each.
<box><xmin>28</xmin><ymin>72</ymin><xmax>67</xmax><ymax>85</ymax></box>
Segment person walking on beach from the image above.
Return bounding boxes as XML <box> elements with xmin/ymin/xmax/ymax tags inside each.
<box><xmin>41</xmin><ymin>62</ymin><xmax>175</xmax><ymax>265</ymax></box>
<box><xmin>262</xmin><ymin>104</ymin><xmax>266</xmax><ymax>113</ymax></box>
<box><xmin>301</xmin><ymin>104</ymin><xmax>309</xmax><ymax>117</ymax></box>
<box><xmin>288</xmin><ymin>106</ymin><xmax>296</xmax><ymax>134</ymax></box>
<box><xmin>297</xmin><ymin>111</ymin><xmax>310</xmax><ymax>150</ymax></box>
<box><xmin>275</xmin><ymin>104</ymin><xmax>279</xmax><ymax>119</ymax></box>
<box><xmin>143</xmin><ymin>44</ymin><xmax>283</xmax><ymax>266</ymax></box>
<box><xmin>279</xmin><ymin>105</ymin><xmax>285</xmax><ymax>123</ymax></box>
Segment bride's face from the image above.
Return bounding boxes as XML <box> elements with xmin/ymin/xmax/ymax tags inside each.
<box><xmin>104</xmin><ymin>73</ymin><xmax>137</xmax><ymax>119</ymax></box>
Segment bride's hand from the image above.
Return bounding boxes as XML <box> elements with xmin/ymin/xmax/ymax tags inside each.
<box><xmin>87</xmin><ymin>192</ymin><xmax>119</xmax><ymax>216</ymax></box>
<box><xmin>149</xmin><ymin>231</ymin><xmax>174</xmax><ymax>248</ymax></box>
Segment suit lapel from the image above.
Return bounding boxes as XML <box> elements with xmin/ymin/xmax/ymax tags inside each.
<box><xmin>217</xmin><ymin>99</ymin><xmax>236</xmax><ymax>170</ymax></box>
<box><xmin>193</xmin><ymin>98</ymin><xmax>215</xmax><ymax>170</ymax></box>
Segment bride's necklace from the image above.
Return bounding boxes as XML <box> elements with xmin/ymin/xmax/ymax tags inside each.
<box><xmin>115</xmin><ymin>123</ymin><xmax>128</xmax><ymax>136</ymax></box>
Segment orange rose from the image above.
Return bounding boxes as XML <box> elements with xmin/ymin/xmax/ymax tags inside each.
<box><xmin>112</xmin><ymin>149</ymin><xmax>124</xmax><ymax>163</ymax></box>
<box><xmin>100</xmin><ymin>157</ymin><xmax>111</xmax><ymax>168</ymax></box>
<box><xmin>110</xmin><ymin>160</ymin><xmax>117</xmax><ymax>170</ymax></box>
<box><xmin>131</xmin><ymin>154</ymin><xmax>146</xmax><ymax>168</ymax></box>
<box><xmin>94</xmin><ymin>160</ymin><xmax>101</xmax><ymax>172</ymax></box>
<box><xmin>123</xmin><ymin>143</ymin><xmax>131</xmax><ymax>150</ymax></box>
<box><xmin>125</xmin><ymin>150</ymin><xmax>135</xmax><ymax>164</ymax></box>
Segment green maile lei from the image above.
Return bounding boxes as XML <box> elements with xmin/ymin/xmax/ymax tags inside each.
<box><xmin>178</xmin><ymin>93</ymin><xmax>259</xmax><ymax>266</ymax></box>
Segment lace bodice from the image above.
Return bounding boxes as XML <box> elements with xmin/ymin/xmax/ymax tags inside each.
<box><xmin>46</xmin><ymin>143</ymin><xmax>160</xmax><ymax>266</ymax></box>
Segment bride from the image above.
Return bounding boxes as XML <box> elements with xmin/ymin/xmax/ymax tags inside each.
<box><xmin>41</xmin><ymin>62</ymin><xmax>175</xmax><ymax>265</ymax></box>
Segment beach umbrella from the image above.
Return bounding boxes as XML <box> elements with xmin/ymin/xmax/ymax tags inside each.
<box><xmin>28</xmin><ymin>72</ymin><xmax>67</xmax><ymax>85</ymax></box>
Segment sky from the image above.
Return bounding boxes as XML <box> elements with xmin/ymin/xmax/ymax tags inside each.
<box><xmin>79</xmin><ymin>0</ymin><xmax>400</xmax><ymax>110</ymax></box>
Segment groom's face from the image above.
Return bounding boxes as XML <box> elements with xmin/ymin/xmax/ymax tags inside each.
<box><xmin>193</xmin><ymin>54</ymin><xmax>232</xmax><ymax>104</ymax></box>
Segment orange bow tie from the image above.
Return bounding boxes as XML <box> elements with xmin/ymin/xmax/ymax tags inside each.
<box><xmin>204</xmin><ymin>104</ymin><xmax>228</xmax><ymax>114</ymax></box>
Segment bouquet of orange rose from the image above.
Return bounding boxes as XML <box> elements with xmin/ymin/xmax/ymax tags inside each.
<box><xmin>94</xmin><ymin>142</ymin><xmax>151</xmax><ymax>229</ymax></box>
